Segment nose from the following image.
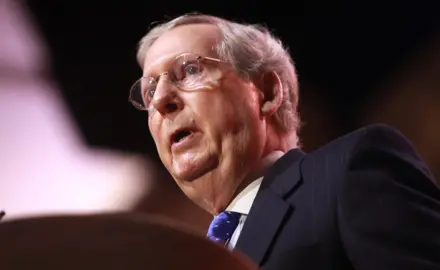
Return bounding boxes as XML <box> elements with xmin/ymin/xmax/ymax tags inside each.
<box><xmin>149</xmin><ymin>75</ymin><xmax>184</xmax><ymax>116</ymax></box>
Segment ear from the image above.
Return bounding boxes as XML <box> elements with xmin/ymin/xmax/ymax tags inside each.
<box><xmin>257</xmin><ymin>71</ymin><xmax>283</xmax><ymax>117</ymax></box>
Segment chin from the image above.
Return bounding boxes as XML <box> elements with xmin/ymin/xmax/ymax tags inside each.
<box><xmin>172</xmin><ymin>155</ymin><xmax>219</xmax><ymax>183</ymax></box>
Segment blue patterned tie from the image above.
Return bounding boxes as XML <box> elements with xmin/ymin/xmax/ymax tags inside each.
<box><xmin>207</xmin><ymin>211</ymin><xmax>241</xmax><ymax>245</ymax></box>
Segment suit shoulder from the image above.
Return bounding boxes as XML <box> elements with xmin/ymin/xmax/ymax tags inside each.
<box><xmin>353</xmin><ymin>124</ymin><xmax>417</xmax><ymax>153</ymax></box>
<box><xmin>300</xmin><ymin>124</ymin><xmax>437</xmax><ymax>204</ymax></box>
<box><xmin>307</xmin><ymin>123</ymin><xmax>417</xmax><ymax>161</ymax></box>
<box><xmin>302</xmin><ymin>124</ymin><xmax>432</xmax><ymax>180</ymax></box>
<box><xmin>306</xmin><ymin>124</ymin><xmax>435</xmax><ymax>185</ymax></box>
<box><xmin>348</xmin><ymin>124</ymin><xmax>425</xmax><ymax>169</ymax></box>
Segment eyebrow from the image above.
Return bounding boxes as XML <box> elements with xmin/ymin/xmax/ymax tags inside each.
<box><xmin>143</xmin><ymin>54</ymin><xmax>179</xmax><ymax>77</ymax></box>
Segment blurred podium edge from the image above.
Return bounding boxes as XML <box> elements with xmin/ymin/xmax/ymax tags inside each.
<box><xmin>0</xmin><ymin>211</ymin><xmax>259</xmax><ymax>270</ymax></box>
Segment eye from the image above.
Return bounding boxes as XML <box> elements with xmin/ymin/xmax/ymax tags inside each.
<box><xmin>183</xmin><ymin>62</ymin><xmax>201</xmax><ymax>76</ymax></box>
<box><xmin>148</xmin><ymin>88</ymin><xmax>155</xmax><ymax>98</ymax></box>
<box><xmin>142</xmin><ymin>77</ymin><xmax>156</xmax><ymax>100</ymax></box>
<box><xmin>185</xmin><ymin>64</ymin><xmax>199</xmax><ymax>74</ymax></box>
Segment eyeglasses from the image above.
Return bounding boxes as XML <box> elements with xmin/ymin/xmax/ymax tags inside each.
<box><xmin>128</xmin><ymin>53</ymin><xmax>226</xmax><ymax>111</ymax></box>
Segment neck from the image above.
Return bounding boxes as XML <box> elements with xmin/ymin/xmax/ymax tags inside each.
<box><xmin>248</xmin><ymin>150</ymin><xmax>285</xmax><ymax>181</ymax></box>
<box><xmin>207</xmin><ymin>150</ymin><xmax>286</xmax><ymax>216</ymax></box>
<box><xmin>206</xmin><ymin>132</ymin><xmax>297</xmax><ymax>215</ymax></box>
<box><xmin>208</xmin><ymin>150</ymin><xmax>285</xmax><ymax>216</ymax></box>
<box><xmin>231</xmin><ymin>150</ymin><xmax>285</xmax><ymax>204</ymax></box>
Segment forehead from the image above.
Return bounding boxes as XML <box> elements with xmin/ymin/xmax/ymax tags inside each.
<box><xmin>142</xmin><ymin>24</ymin><xmax>221</xmax><ymax>74</ymax></box>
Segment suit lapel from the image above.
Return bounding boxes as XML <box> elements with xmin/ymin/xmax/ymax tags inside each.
<box><xmin>235</xmin><ymin>149</ymin><xmax>305</xmax><ymax>265</ymax></box>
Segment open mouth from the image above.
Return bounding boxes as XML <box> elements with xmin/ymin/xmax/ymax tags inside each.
<box><xmin>171</xmin><ymin>129</ymin><xmax>194</xmax><ymax>144</ymax></box>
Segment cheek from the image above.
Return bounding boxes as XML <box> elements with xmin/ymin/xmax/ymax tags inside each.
<box><xmin>206</xmin><ymin>97</ymin><xmax>259</xmax><ymax>152</ymax></box>
<box><xmin>149</xmin><ymin>117</ymin><xmax>174</xmax><ymax>170</ymax></box>
<box><xmin>202</xmin><ymin>85</ymin><xmax>259</xmax><ymax>132</ymax></box>
<box><xmin>148</xmin><ymin>116</ymin><xmax>164</xmax><ymax>149</ymax></box>
<box><xmin>196</xmin><ymin>94</ymin><xmax>242</xmax><ymax>133</ymax></box>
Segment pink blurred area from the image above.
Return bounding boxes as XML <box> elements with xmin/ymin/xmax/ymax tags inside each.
<box><xmin>0</xmin><ymin>0</ymin><xmax>152</xmax><ymax>220</ymax></box>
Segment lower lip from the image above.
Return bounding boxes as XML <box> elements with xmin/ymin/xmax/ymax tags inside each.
<box><xmin>171</xmin><ymin>132</ymin><xmax>201</xmax><ymax>152</ymax></box>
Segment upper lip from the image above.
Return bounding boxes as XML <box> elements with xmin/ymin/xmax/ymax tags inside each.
<box><xmin>168</xmin><ymin>125</ymin><xmax>199</xmax><ymax>147</ymax></box>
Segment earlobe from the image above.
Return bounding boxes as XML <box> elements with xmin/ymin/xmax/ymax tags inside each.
<box><xmin>260</xmin><ymin>71</ymin><xmax>283</xmax><ymax>117</ymax></box>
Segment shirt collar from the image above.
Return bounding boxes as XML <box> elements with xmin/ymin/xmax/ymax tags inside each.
<box><xmin>225</xmin><ymin>177</ymin><xmax>263</xmax><ymax>215</ymax></box>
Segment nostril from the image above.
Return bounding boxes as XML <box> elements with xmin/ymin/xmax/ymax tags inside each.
<box><xmin>166</xmin><ymin>103</ymin><xmax>178</xmax><ymax>112</ymax></box>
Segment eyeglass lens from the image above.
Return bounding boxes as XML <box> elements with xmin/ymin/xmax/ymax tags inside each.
<box><xmin>130</xmin><ymin>54</ymin><xmax>209</xmax><ymax>110</ymax></box>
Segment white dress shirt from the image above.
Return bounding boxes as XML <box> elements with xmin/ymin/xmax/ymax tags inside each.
<box><xmin>224</xmin><ymin>177</ymin><xmax>263</xmax><ymax>250</ymax></box>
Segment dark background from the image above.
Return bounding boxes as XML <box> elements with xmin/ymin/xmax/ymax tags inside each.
<box><xmin>24</xmin><ymin>0</ymin><xmax>440</xmax><ymax>230</ymax></box>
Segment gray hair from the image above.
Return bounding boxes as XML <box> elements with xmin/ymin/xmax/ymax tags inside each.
<box><xmin>137</xmin><ymin>13</ymin><xmax>300</xmax><ymax>142</ymax></box>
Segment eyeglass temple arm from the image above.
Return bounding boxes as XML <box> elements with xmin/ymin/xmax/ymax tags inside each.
<box><xmin>202</xmin><ymin>56</ymin><xmax>225</xmax><ymax>63</ymax></box>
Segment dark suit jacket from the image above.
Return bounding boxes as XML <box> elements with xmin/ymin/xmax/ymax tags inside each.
<box><xmin>235</xmin><ymin>124</ymin><xmax>440</xmax><ymax>270</ymax></box>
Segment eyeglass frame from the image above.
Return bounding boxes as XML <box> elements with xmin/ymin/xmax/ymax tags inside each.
<box><xmin>128</xmin><ymin>53</ymin><xmax>227</xmax><ymax>111</ymax></box>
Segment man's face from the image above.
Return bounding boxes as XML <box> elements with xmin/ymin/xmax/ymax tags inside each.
<box><xmin>143</xmin><ymin>24</ymin><xmax>267</xmax><ymax>213</ymax></box>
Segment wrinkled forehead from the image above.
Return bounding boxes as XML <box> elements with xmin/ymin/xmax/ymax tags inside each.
<box><xmin>142</xmin><ymin>24</ymin><xmax>221</xmax><ymax>76</ymax></box>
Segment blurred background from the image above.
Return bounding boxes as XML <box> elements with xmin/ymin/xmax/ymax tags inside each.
<box><xmin>1</xmin><ymin>0</ymin><xmax>439</xmax><ymax>234</ymax></box>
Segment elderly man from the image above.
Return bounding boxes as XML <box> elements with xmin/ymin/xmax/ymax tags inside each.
<box><xmin>129</xmin><ymin>13</ymin><xmax>440</xmax><ymax>270</ymax></box>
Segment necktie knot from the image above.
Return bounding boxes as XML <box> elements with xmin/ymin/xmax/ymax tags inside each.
<box><xmin>207</xmin><ymin>211</ymin><xmax>241</xmax><ymax>245</ymax></box>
